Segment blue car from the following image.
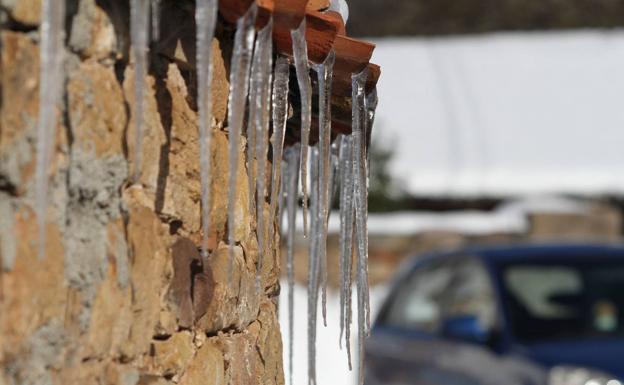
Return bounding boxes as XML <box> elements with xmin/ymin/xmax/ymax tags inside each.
<box><xmin>365</xmin><ymin>243</ymin><xmax>624</xmax><ymax>385</ymax></box>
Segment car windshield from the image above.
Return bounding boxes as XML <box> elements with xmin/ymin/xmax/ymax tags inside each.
<box><xmin>500</xmin><ymin>260</ymin><xmax>624</xmax><ymax>343</ymax></box>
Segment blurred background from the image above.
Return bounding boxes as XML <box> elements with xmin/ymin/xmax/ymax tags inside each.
<box><xmin>280</xmin><ymin>1</ymin><xmax>624</xmax><ymax>384</ymax></box>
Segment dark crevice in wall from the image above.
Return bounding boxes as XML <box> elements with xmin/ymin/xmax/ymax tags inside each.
<box><xmin>0</xmin><ymin>9</ymin><xmax>37</xmax><ymax>33</ymax></box>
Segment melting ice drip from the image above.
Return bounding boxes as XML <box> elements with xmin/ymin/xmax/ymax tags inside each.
<box><xmin>196</xmin><ymin>0</ymin><xmax>218</xmax><ymax>260</ymax></box>
<box><xmin>292</xmin><ymin>20</ymin><xmax>313</xmax><ymax>237</ymax></box>
<box><xmin>248</xmin><ymin>20</ymin><xmax>274</xmax><ymax>289</ymax></box>
<box><xmin>130</xmin><ymin>0</ymin><xmax>150</xmax><ymax>182</ymax></box>
<box><xmin>304</xmin><ymin>50</ymin><xmax>338</xmax><ymax>385</ymax></box>
<box><xmin>282</xmin><ymin>19</ymin><xmax>377</xmax><ymax>385</ymax></box>
<box><xmin>284</xmin><ymin>144</ymin><xmax>300</xmax><ymax>385</ymax></box>
<box><xmin>264</xmin><ymin>56</ymin><xmax>290</xmax><ymax>289</ymax></box>
<box><xmin>35</xmin><ymin>0</ymin><xmax>66</xmax><ymax>258</ymax></box>
<box><xmin>352</xmin><ymin>68</ymin><xmax>371</xmax><ymax>385</ymax></box>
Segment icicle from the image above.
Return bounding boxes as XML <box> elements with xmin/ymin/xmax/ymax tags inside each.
<box><xmin>284</xmin><ymin>144</ymin><xmax>300</xmax><ymax>385</ymax></box>
<box><xmin>291</xmin><ymin>20</ymin><xmax>313</xmax><ymax>237</ymax></box>
<box><xmin>151</xmin><ymin>0</ymin><xmax>161</xmax><ymax>41</ymax></box>
<box><xmin>252</xmin><ymin>20</ymin><xmax>273</xmax><ymax>291</ymax></box>
<box><xmin>328</xmin><ymin>138</ymin><xmax>341</xmax><ymax>214</ymax></box>
<box><xmin>338</xmin><ymin>135</ymin><xmax>355</xmax><ymax>369</ymax></box>
<box><xmin>227</xmin><ymin>4</ymin><xmax>258</xmax><ymax>281</ymax></box>
<box><xmin>130</xmin><ymin>0</ymin><xmax>150</xmax><ymax>183</ymax></box>
<box><xmin>247</xmin><ymin>20</ymin><xmax>273</xmax><ymax>214</ymax></box>
<box><xmin>366</xmin><ymin>88</ymin><xmax>378</xmax><ymax>138</ymax></box>
<box><xmin>35</xmin><ymin>0</ymin><xmax>66</xmax><ymax>259</ymax></box>
<box><xmin>364</xmin><ymin>88</ymin><xmax>378</xmax><ymax>334</ymax></box>
<box><xmin>268</xmin><ymin>56</ymin><xmax>291</xmax><ymax>226</ymax></box>
<box><xmin>307</xmin><ymin>146</ymin><xmax>320</xmax><ymax>385</ymax></box>
<box><xmin>196</xmin><ymin>0</ymin><xmax>218</xmax><ymax>260</ymax></box>
<box><xmin>352</xmin><ymin>68</ymin><xmax>370</xmax><ymax>385</ymax></box>
<box><xmin>262</xmin><ymin>55</ymin><xmax>289</xmax><ymax>287</ymax></box>
<box><xmin>313</xmin><ymin>50</ymin><xmax>336</xmax><ymax>327</ymax></box>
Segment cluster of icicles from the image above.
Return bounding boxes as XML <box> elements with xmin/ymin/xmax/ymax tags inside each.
<box><xmin>35</xmin><ymin>1</ymin><xmax>377</xmax><ymax>385</ymax></box>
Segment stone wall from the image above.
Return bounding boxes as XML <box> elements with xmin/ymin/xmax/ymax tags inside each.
<box><xmin>0</xmin><ymin>1</ymin><xmax>284</xmax><ymax>384</ymax></box>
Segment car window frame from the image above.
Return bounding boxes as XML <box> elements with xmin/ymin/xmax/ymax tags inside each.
<box><xmin>376</xmin><ymin>254</ymin><xmax>501</xmax><ymax>337</ymax></box>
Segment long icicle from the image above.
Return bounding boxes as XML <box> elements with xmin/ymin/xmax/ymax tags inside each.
<box><xmin>130</xmin><ymin>0</ymin><xmax>150</xmax><ymax>182</ymax></box>
<box><xmin>35</xmin><ymin>0</ymin><xmax>66</xmax><ymax>259</ymax></box>
<box><xmin>227</xmin><ymin>4</ymin><xmax>258</xmax><ymax>282</ymax></box>
<box><xmin>292</xmin><ymin>20</ymin><xmax>313</xmax><ymax>237</ymax></box>
<box><xmin>339</xmin><ymin>135</ymin><xmax>355</xmax><ymax>369</ymax></box>
<box><xmin>307</xmin><ymin>146</ymin><xmax>320</xmax><ymax>385</ymax></box>
<box><xmin>253</xmin><ymin>20</ymin><xmax>274</xmax><ymax>290</ymax></box>
<box><xmin>247</xmin><ymin>20</ymin><xmax>273</xmax><ymax>215</ymax></box>
<box><xmin>329</xmin><ymin>138</ymin><xmax>341</xmax><ymax>215</ymax></box>
<box><xmin>352</xmin><ymin>68</ymin><xmax>370</xmax><ymax>385</ymax></box>
<box><xmin>364</xmin><ymin>88</ymin><xmax>378</xmax><ymax>334</ymax></box>
<box><xmin>151</xmin><ymin>0</ymin><xmax>161</xmax><ymax>41</ymax></box>
<box><xmin>313</xmin><ymin>50</ymin><xmax>336</xmax><ymax>327</ymax></box>
<box><xmin>196</xmin><ymin>0</ymin><xmax>218</xmax><ymax>260</ymax></box>
<box><xmin>285</xmin><ymin>144</ymin><xmax>301</xmax><ymax>385</ymax></box>
<box><xmin>263</xmin><ymin>55</ymin><xmax>290</xmax><ymax>287</ymax></box>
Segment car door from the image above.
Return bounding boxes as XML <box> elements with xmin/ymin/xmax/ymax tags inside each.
<box><xmin>366</xmin><ymin>258</ymin><xmax>482</xmax><ymax>385</ymax></box>
<box><xmin>366</xmin><ymin>256</ymin><xmax>530</xmax><ymax>385</ymax></box>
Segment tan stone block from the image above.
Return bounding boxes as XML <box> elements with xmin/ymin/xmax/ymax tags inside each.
<box><xmin>151</xmin><ymin>331</ymin><xmax>195</xmax><ymax>377</ymax></box>
<box><xmin>159</xmin><ymin>64</ymin><xmax>201</xmax><ymax>234</ymax></box>
<box><xmin>123</xmin><ymin>67</ymin><xmax>167</xmax><ymax>201</ymax></box>
<box><xmin>211</xmin><ymin>38</ymin><xmax>230</xmax><ymax>123</ymax></box>
<box><xmin>0</xmin><ymin>32</ymin><xmax>40</xmax><ymax>192</ymax></box>
<box><xmin>254</xmin><ymin>301</ymin><xmax>284</xmax><ymax>385</ymax></box>
<box><xmin>10</xmin><ymin>0</ymin><xmax>41</xmax><ymax>26</ymax></box>
<box><xmin>210</xmin><ymin>130</ymin><xmax>250</xmax><ymax>243</ymax></box>
<box><xmin>195</xmin><ymin>243</ymin><xmax>259</xmax><ymax>334</ymax></box>
<box><xmin>120</xmin><ymin>204</ymin><xmax>171</xmax><ymax>359</ymax></box>
<box><xmin>178</xmin><ymin>339</ymin><xmax>224</xmax><ymax>385</ymax></box>
<box><xmin>67</xmin><ymin>61</ymin><xmax>127</xmax><ymax>157</ymax></box>
<box><xmin>218</xmin><ymin>332</ymin><xmax>260</xmax><ymax>385</ymax></box>
<box><xmin>83</xmin><ymin>220</ymin><xmax>133</xmax><ymax>359</ymax></box>
<box><xmin>68</xmin><ymin>0</ymin><xmax>118</xmax><ymax>60</ymax></box>
<box><xmin>0</xmin><ymin>205</ymin><xmax>66</xmax><ymax>356</ymax></box>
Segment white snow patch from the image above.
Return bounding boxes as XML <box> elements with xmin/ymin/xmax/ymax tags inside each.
<box><xmin>283</xmin><ymin>196</ymin><xmax>591</xmax><ymax>236</ymax></box>
<box><xmin>370</xmin><ymin>31</ymin><xmax>624</xmax><ymax>196</ymax></box>
<box><xmin>279</xmin><ymin>281</ymin><xmax>388</xmax><ymax>385</ymax></box>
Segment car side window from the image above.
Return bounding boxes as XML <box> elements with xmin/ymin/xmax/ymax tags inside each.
<box><xmin>381</xmin><ymin>257</ymin><xmax>496</xmax><ymax>333</ymax></box>
<box><xmin>383</xmin><ymin>261</ymin><xmax>454</xmax><ymax>333</ymax></box>
<box><xmin>442</xmin><ymin>257</ymin><xmax>497</xmax><ymax>330</ymax></box>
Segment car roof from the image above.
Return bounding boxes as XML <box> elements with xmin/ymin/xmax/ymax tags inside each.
<box><xmin>409</xmin><ymin>242</ymin><xmax>624</xmax><ymax>270</ymax></box>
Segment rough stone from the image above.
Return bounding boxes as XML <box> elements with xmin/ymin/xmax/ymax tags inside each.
<box><xmin>1</xmin><ymin>4</ymin><xmax>285</xmax><ymax>385</ymax></box>
<box><xmin>178</xmin><ymin>339</ymin><xmax>224</xmax><ymax>385</ymax></box>
<box><xmin>0</xmin><ymin>0</ymin><xmax>41</xmax><ymax>26</ymax></box>
<box><xmin>68</xmin><ymin>0</ymin><xmax>118</xmax><ymax>61</ymax></box>
<box><xmin>150</xmin><ymin>331</ymin><xmax>195</xmax><ymax>377</ymax></box>
<box><xmin>0</xmin><ymin>32</ymin><xmax>40</xmax><ymax>194</ymax></box>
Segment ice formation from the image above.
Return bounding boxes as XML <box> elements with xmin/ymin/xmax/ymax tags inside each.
<box><xmin>35</xmin><ymin>0</ymin><xmax>66</xmax><ymax>258</ymax></box>
<box><xmin>130</xmin><ymin>0</ymin><xmax>150</xmax><ymax>182</ymax></box>
<box><xmin>196</xmin><ymin>0</ymin><xmax>218</xmax><ymax>259</ymax></box>
<box><xmin>292</xmin><ymin>20</ymin><xmax>313</xmax><ymax>236</ymax></box>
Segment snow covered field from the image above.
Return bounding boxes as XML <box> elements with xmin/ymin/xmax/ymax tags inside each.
<box><xmin>278</xmin><ymin>281</ymin><xmax>388</xmax><ymax>385</ymax></box>
<box><xmin>370</xmin><ymin>31</ymin><xmax>624</xmax><ymax>196</ymax></box>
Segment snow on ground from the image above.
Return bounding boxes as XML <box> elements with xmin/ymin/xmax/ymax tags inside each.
<box><xmin>370</xmin><ymin>30</ymin><xmax>624</xmax><ymax>196</ymax></box>
<box><xmin>278</xmin><ymin>281</ymin><xmax>389</xmax><ymax>385</ymax></box>
<box><xmin>286</xmin><ymin>196</ymin><xmax>590</xmax><ymax>236</ymax></box>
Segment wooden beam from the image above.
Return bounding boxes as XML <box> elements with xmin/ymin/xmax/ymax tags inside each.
<box><xmin>273</xmin><ymin>10</ymin><xmax>340</xmax><ymax>64</ymax></box>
